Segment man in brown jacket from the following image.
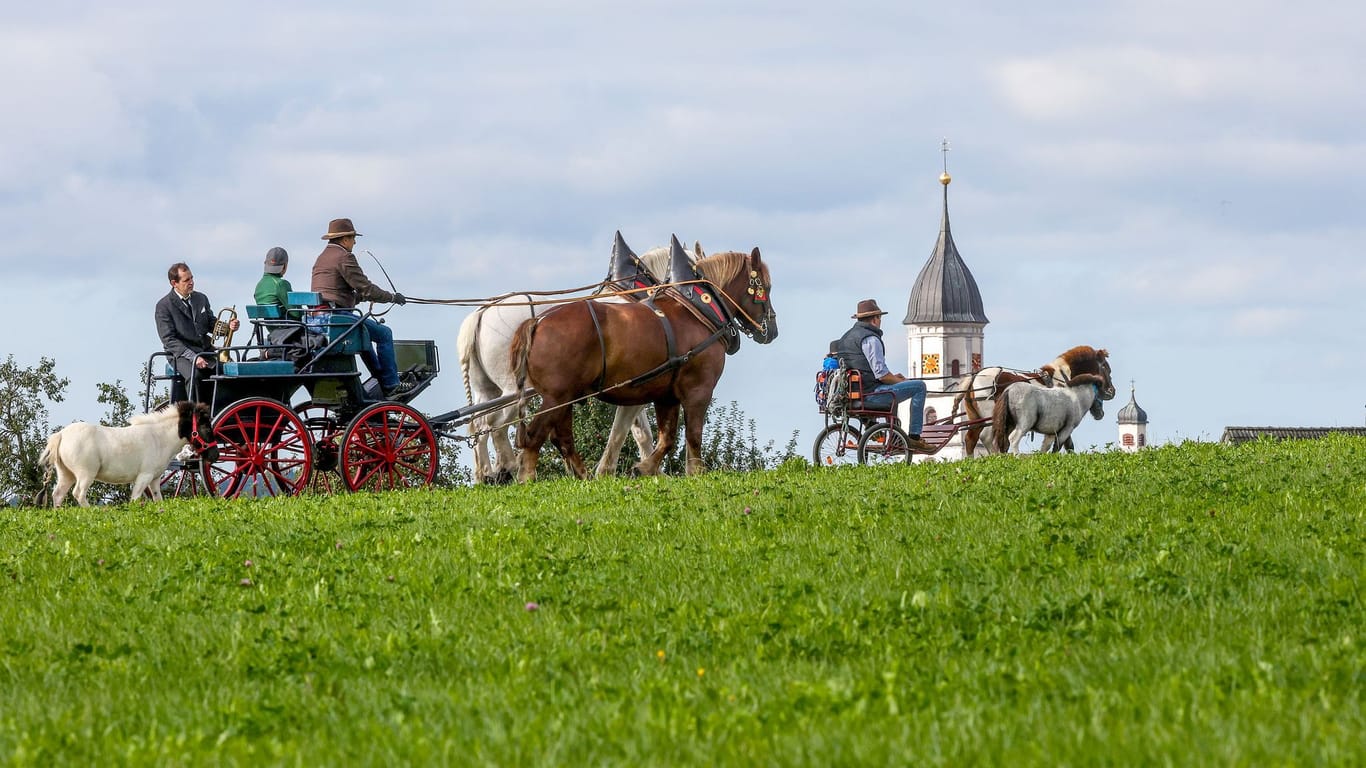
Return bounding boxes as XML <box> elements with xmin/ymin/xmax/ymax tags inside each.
<box><xmin>311</xmin><ymin>218</ymin><xmax>412</xmax><ymax>397</ymax></box>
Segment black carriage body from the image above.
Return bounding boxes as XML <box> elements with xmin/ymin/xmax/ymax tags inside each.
<box><xmin>144</xmin><ymin>292</ymin><xmax>443</xmax><ymax>499</ymax></box>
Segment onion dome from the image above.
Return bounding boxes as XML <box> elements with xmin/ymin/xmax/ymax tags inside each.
<box><xmin>1118</xmin><ymin>385</ymin><xmax>1148</xmax><ymax>425</ymax></box>
<box><xmin>904</xmin><ymin>171</ymin><xmax>989</xmax><ymax>325</ymax></box>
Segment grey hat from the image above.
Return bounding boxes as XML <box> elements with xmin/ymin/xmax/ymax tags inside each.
<box><xmin>264</xmin><ymin>247</ymin><xmax>288</xmax><ymax>275</ymax></box>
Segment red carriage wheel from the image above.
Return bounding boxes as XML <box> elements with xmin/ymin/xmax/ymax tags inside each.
<box><xmin>151</xmin><ymin>461</ymin><xmax>214</xmax><ymax>499</ymax></box>
<box><xmin>340</xmin><ymin>402</ymin><xmax>438</xmax><ymax>492</ymax></box>
<box><xmin>207</xmin><ymin>398</ymin><xmax>313</xmax><ymax>499</ymax></box>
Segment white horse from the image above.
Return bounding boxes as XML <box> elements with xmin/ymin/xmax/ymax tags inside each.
<box><xmin>39</xmin><ymin>401</ymin><xmax>216</xmax><ymax>507</ymax></box>
<box><xmin>458</xmin><ymin>242</ymin><xmax>701</xmax><ymax>484</ymax></box>
<box><xmin>993</xmin><ymin>373</ymin><xmax>1107</xmax><ymax>454</ymax></box>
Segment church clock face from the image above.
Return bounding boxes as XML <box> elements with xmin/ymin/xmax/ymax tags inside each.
<box><xmin>921</xmin><ymin>353</ymin><xmax>940</xmax><ymax>375</ymax></box>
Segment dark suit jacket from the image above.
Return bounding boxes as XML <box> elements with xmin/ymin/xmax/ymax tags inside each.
<box><xmin>154</xmin><ymin>289</ymin><xmax>216</xmax><ymax>382</ymax></box>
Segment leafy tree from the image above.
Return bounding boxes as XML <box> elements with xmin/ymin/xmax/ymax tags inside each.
<box><xmin>0</xmin><ymin>355</ymin><xmax>69</xmax><ymax>504</ymax></box>
<box><xmin>434</xmin><ymin>435</ymin><xmax>473</xmax><ymax>487</ymax></box>
<box><xmin>662</xmin><ymin>400</ymin><xmax>799</xmax><ymax>473</ymax></box>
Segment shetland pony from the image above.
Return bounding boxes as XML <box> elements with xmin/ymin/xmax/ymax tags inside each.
<box><xmin>39</xmin><ymin>401</ymin><xmax>216</xmax><ymax>507</ymax></box>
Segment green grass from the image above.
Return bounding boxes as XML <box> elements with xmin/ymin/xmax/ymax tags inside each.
<box><xmin>2</xmin><ymin>438</ymin><xmax>1362</xmax><ymax>766</ymax></box>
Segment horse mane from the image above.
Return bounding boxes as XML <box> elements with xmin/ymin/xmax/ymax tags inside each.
<box><xmin>694</xmin><ymin>251</ymin><xmax>757</xmax><ymax>287</ymax></box>
<box><xmin>129</xmin><ymin>406</ymin><xmax>183</xmax><ymax>425</ymax></box>
<box><xmin>1057</xmin><ymin>345</ymin><xmax>1099</xmax><ymax>367</ymax></box>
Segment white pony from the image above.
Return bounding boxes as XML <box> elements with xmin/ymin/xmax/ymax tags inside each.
<box><xmin>993</xmin><ymin>373</ymin><xmax>1107</xmax><ymax>454</ymax></box>
<box><xmin>457</xmin><ymin>243</ymin><xmax>701</xmax><ymax>484</ymax></box>
<box><xmin>39</xmin><ymin>401</ymin><xmax>216</xmax><ymax>507</ymax></box>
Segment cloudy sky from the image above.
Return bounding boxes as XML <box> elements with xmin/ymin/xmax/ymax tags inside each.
<box><xmin>5</xmin><ymin>1</ymin><xmax>1364</xmax><ymax>456</ymax></box>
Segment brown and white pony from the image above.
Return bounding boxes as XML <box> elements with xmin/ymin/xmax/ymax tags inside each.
<box><xmin>952</xmin><ymin>346</ymin><xmax>1115</xmax><ymax>455</ymax></box>
<box><xmin>511</xmin><ymin>242</ymin><xmax>777</xmax><ymax>481</ymax></box>
<box><xmin>993</xmin><ymin>373</ymin><xmax>1109</xmax><ymax>454</ymax></box>
<box><xmin>39</xmin><ymin>401</ymin><xmax>217</xmax><ymax>507</ymax></box>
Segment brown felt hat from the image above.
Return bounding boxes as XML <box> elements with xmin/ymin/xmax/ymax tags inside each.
<box><xmin>322</xmin><ymin>218</ymin><xmax>362</xmax><ymax>240</ymax></box>
<box><xmin>852</xmin><ymin>299</ymin><xmax>888</xmax><ymax>319</ymax></box>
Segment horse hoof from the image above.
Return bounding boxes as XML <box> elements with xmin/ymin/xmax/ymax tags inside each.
<box><xmin>493</xmin><ymin>468</ymin><xmax>515</xmax><ymax>485</ymax></box>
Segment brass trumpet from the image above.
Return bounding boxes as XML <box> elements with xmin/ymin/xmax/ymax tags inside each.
<box><xmin>213</xmin><ymin>306</ymin><xmax>238</xmax><ymax>363</ymax></box>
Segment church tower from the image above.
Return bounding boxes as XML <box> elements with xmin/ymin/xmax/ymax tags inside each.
<box><xmin>1117</xmin><ymin>383</ymin><xmax>1149</xmax><ymax>451</ymax></box>
<box><xmin>900</xmin><ymin>144</ymin><xmax>989</xmax><ymax>459</ymax></box>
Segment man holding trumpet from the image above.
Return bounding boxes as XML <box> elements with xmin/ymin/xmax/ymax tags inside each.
<box><xmin>154</xmin><ymin>262</ymin><xmax>239</xmax><ymax>403</ymax></box>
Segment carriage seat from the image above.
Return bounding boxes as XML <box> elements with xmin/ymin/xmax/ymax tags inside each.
<box><xmin>823</xmin><ymin>367</ymin><xmax>900</xmax><ymax>425</ymax></box>
<box><xmin>288</xmin><ymin>291</ymin><xmax>371</xmax><ymax>356</ymax></box>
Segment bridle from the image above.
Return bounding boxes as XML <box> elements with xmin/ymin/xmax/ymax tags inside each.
<box><xmin>189</xmin><ymin>410</ymin><xmax>218</xmax><ymax>459</ymax></box>
<box><xmin>707</xmin><ymin>256</ymin><xmax>772</xmax><ymax>341</ymax></box>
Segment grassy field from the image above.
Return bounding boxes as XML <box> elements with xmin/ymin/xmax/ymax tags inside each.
<box><xmin>1</xmin><ymin>438</ymin><xmax>1362</xmax><ymax>766</ymax></box>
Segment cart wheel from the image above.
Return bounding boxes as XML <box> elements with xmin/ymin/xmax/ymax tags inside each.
<box><xmin>811</xmin><ymin>423</ymin><xmax>862</xmax><ymax>467</ymax></box>
<box><xmin>149</xmin><ymin>460</ymin><xmax>214</xmax><ymax>499</ymax></box>
<box><xmin>296</xmin><ymin>401</ymin><xmax>342</xmax><ymax>493</ymax></box>
<box><xmin>857</xmin><ymin>423</ymin><xmax>913</xmax><ymax>466</ymax></box>
<box><xmin>208</xmin><ymin>397</ymin><xmax>313</xmax><ymax>498</ymax></box>
<box><xmin>340</xmin><ymin>402</ymin><xmax>438</xmax><ymax>492</ymax></box>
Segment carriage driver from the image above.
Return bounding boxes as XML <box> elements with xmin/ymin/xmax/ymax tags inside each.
<box><xmin>832</xmin><ymin>299</ymin><xmax>932</xmax><ymax>452</ymax></box>
<box><xmin>154</xmin><ymin>262</ymin><xmax>240</xmax><ymax>403</ymax></box>
<box><xmin>310</xmin><ymin>217</ymin><xmax>414</xmax><ymax>398</ymax></box>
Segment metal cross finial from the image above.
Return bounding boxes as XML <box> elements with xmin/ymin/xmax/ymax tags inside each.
<box><xmin>941</xmin><ymin>138</ymin><xmax>951</xmax><ymax>172</ymax></box>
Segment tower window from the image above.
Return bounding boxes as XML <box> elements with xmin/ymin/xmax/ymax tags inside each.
<box><xmin>1122</xmin><ymin>434</ymin><xmax>1134</xmax><ymax>446</ymax></box>
<box><xmin>951</xmin><ymin>359</ymin><xmax>961</xmax><ymax>377</ymax></box>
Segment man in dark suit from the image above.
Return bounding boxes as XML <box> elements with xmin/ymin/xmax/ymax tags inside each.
<box><xmin>154</xmin><ymin>262</ymin><xmax>239</xmax><ymax>403</ymax></box>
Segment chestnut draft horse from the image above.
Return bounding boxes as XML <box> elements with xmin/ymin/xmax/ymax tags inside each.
<box><xmin>952</xmin><ymin>346</ymin><xmax>1116</xmax><ymax>455</ymax></box>
<box><xmin>511</xmin><ymin>241</ymin><xmax>777</xmax><ymax>481</ymax></box>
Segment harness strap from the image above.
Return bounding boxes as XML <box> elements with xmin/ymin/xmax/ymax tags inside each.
<box><xmin>640</xmin><ymin>293</ymin><xmax>680</xmax><ymax>389</ymax></box>
<box><xmin>587</xmin><ymin>301</ymin><xmax>608</xmax><ymax>392</ymax></box>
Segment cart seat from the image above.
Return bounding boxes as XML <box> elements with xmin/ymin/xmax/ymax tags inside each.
<box><xmin>289</xmin><ymin>292</ymin><xmax>371</xmax><ymax>356</ymax></box>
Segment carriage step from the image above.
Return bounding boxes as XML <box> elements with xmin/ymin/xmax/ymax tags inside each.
<box><xmin>222</xmin><ymin>360</ymin><xmax>296</xmax><ymax>376</ymax></box>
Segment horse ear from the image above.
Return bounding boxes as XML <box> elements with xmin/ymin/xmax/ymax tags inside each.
<box><xmin>693</xmin><ymin>241</ymin><xmax>704</xmax><ymax>259</ymax></box>
<box><xmin>750</xmin><ymin>247</ymin><xmax>762</xmax><ymax>265</ymax></box>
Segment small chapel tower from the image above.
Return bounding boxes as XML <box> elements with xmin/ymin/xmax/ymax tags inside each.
<box><xmin>900</xmin><ymin>143</ymin><xmax>989</xmax><ymax>458</ymax></box>
<box><xmin>1117</xmin><ymin>383</ymin><xmax>1149</xmax><ymax>451</ymax></box>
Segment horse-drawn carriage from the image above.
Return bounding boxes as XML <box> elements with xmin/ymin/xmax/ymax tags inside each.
<box><xmin>142</xmin><ymin>232</ymin><xmax>779</xmax><ymax>497</ymax></box>
<box><xmin>145</xmin><ymin>291</ymin><xmax>501</xmax><ymax>499</ymax></box>
<box><xmin>811</xmin><ymin>359</ymin><xmax>990</xmax><ymax>466</ymax></box>
<box><xmin>812</xmin><ymin>344</ymin><xmax>1116</xmax><ymax>465</ymax></box>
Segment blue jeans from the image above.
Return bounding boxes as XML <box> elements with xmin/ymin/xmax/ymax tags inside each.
<box><xmin>362</xmin><ymin>316</ymin><xmax>399</xmax><ymax>390</ymax></box>
<box><xmin>872</xmin><ymin>379</ymin><xmax>926</xmax><ymax>436</ymax></box>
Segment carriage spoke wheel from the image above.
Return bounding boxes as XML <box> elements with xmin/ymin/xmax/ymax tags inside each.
<box><xmin>857</xmin><ymin>423</ymin><xmax>913</xmax><ymax>466</ymax></box>
<box><xmin>340</xmin><ymin>403</ymin><xmax>438</xmax><ymax>492</ymax></box>
<box><xmin>812</xmin><ymin>423</ymin><xmax>861</xmax><ymax>467</ymax></box>
<box><xmin>296</xmin><ymin>401</ymin><xmax>342</xmax><ymax>494</ymax></box>
<box><xmin>208</xmin><ymin>398</ymin><xmax>313</xmax><ymax>499</ymax></box>
<box><xmin>149</xmin><ymin>460</ymin><xmax>214</xmax><ymax>499</ymax></box>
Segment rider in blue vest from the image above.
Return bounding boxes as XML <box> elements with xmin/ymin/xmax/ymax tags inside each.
<box><xmin>832</xmin><ymin>299</ymin><xmax>931</xmax><ymax>452</ymax></box>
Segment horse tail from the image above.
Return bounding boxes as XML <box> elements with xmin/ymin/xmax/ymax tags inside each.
<box><xmin>37</xmin><ymin>430</ymin><xmax>61</xmax><ymax>492</ymax></box>
<box><xmin>992</xmin><ymin>388</ymin><xmax>1013</xmax><ymax>453</ymax></box>
<box><xmin>510</xmin><ymin>316</ymin><xmax>539</xmax><ymax>402</ymax></box>
<box><xmin>456</xmin><ymin>307</ymin><xmax>486</xmax><ymax>407</ymax></box>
